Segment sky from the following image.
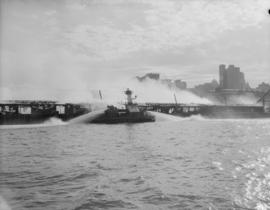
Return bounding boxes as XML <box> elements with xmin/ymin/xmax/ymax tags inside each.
<box><xmin>0</xmin><ymin>0</ymin><xmax>270</xmax><ymax>101</ymax></box>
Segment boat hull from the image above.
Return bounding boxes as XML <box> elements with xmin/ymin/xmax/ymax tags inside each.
<box><xmin>91</xmin><ymin>110</ymin><xmax>155</xmax><ymax>124</ymax></box>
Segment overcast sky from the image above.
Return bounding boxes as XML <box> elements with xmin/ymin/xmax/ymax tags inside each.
<box><xmin>0</xmin><ymin>0</ymin><xmax>270</xmax><ymax>100</ymax></box>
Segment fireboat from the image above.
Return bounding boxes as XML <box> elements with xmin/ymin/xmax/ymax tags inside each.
<box><xmin>91</xmin><ymin>89</ymin><xmax>155</xmax><ymax>124</ymax></box>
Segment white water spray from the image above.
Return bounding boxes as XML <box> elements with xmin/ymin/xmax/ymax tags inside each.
<box><xmin>148</xmin><ymin>111</ymin><xmax>184</xmax><ymax>122</ymax></box>
<box><xmin>0</xmin><ymin>117</ymin><xmax>67</xmax><ymax>130</ymax></box>
<box><xmin>68</xmin><ymin>109</ymin><xmax>106</xmax><ymax>124</ymax></box>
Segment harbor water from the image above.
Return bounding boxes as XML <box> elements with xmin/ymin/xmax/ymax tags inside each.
<box><xmin>1</xmin><ymin>115</ymin><xmax>270</xmax><ymax>210</ymax></box>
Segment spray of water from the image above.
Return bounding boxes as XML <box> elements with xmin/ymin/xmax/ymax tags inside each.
<box><xmin>226</xmin><ymin>94</ymin><xmax>258</xmax><ymax>105</ymax></box>
<box><xmin>0</xmin><ymin>109</ymin><xmax>107</xmax><ymax>129</ymax></box>
<box><xmin>0</xmin><ymin>117</ymin><xmax>67</xmax><ymax>130</ymax></box>
<box><xmin>43</xmin><ymin>117</ymin><xmax>67</xmax><ymax>125</ymax></box>
<box><xmin>68</xmin><ymin>109</ymin><xmax>106</xmax><ymax>124</ymax></box>
<box><xmin>93</xmin><ymin>77</ymin><xmax>213</xmax><ymax>106</ymax></box>
<box><xmin>148</xmin><ymin>111</ymin><xmax>184</xmax><ymax>122</ymax></box>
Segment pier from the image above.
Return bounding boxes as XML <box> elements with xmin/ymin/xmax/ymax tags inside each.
<box><xmin>139</xmin><ymin>102</ymin><xmax>270</xmax><ymax>118</ymax></box>
<box><xmin>0</xmin><ymin>101</ymin><xmax>91</xmax><ymax>124</ymax></box>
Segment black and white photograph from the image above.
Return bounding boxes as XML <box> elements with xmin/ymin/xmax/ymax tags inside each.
<box><xmin>1</xmin><ymin>0</ymin><xmax>270</xmax><ymax>209</ymax></box>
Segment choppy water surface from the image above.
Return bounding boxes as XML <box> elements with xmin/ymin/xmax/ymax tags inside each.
<box><xmin>1</xmin><ymin>117</ymin><xmax>270</xmax><ymax>210</ymax></box>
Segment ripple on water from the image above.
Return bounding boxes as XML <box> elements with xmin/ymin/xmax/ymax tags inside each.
<box><xmin>73</xmin><ymin>195</ymin><xmax>137</xmax><ymax>210</ymax></box>
<box><xmin>233</xmin><ymin>147</ymin><xmax>270</xmax><ymax>209</ymax></box>
<box><xmin>1</xmin><ymin>119</ymin><xmax>270</xmax><ymax>209</ymax></box>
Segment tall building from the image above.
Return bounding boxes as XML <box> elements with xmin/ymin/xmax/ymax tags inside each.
<box><xmin>219</xmin><ymin>64</ymin><xmax>226</xmax><ymax>88</ymax></box>
<box><xmin>219</xmin><ymin>64</ymin><xmax>246</xmax><ymax>90</ymax></box>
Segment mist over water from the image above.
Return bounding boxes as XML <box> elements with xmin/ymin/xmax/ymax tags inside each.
<box><xmin>1</xmin><ymin>72</ymin><xmax>212</xmax><ymax>105</ymax></box>
<box><xmin>92</xmin><ymin>78</ymin><xmax>212</xmax><ymax>106</ymax></box>
<box><xmin>225</xmin><ymin>94</ymin><xmax>259</xmax><ymax>105</ymax></box>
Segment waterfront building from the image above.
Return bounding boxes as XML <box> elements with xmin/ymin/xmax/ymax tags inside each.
<box><xmin>219</xmin><ymin>64</ymin><xmax>246</xmax><ymax>90</ymax></box>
